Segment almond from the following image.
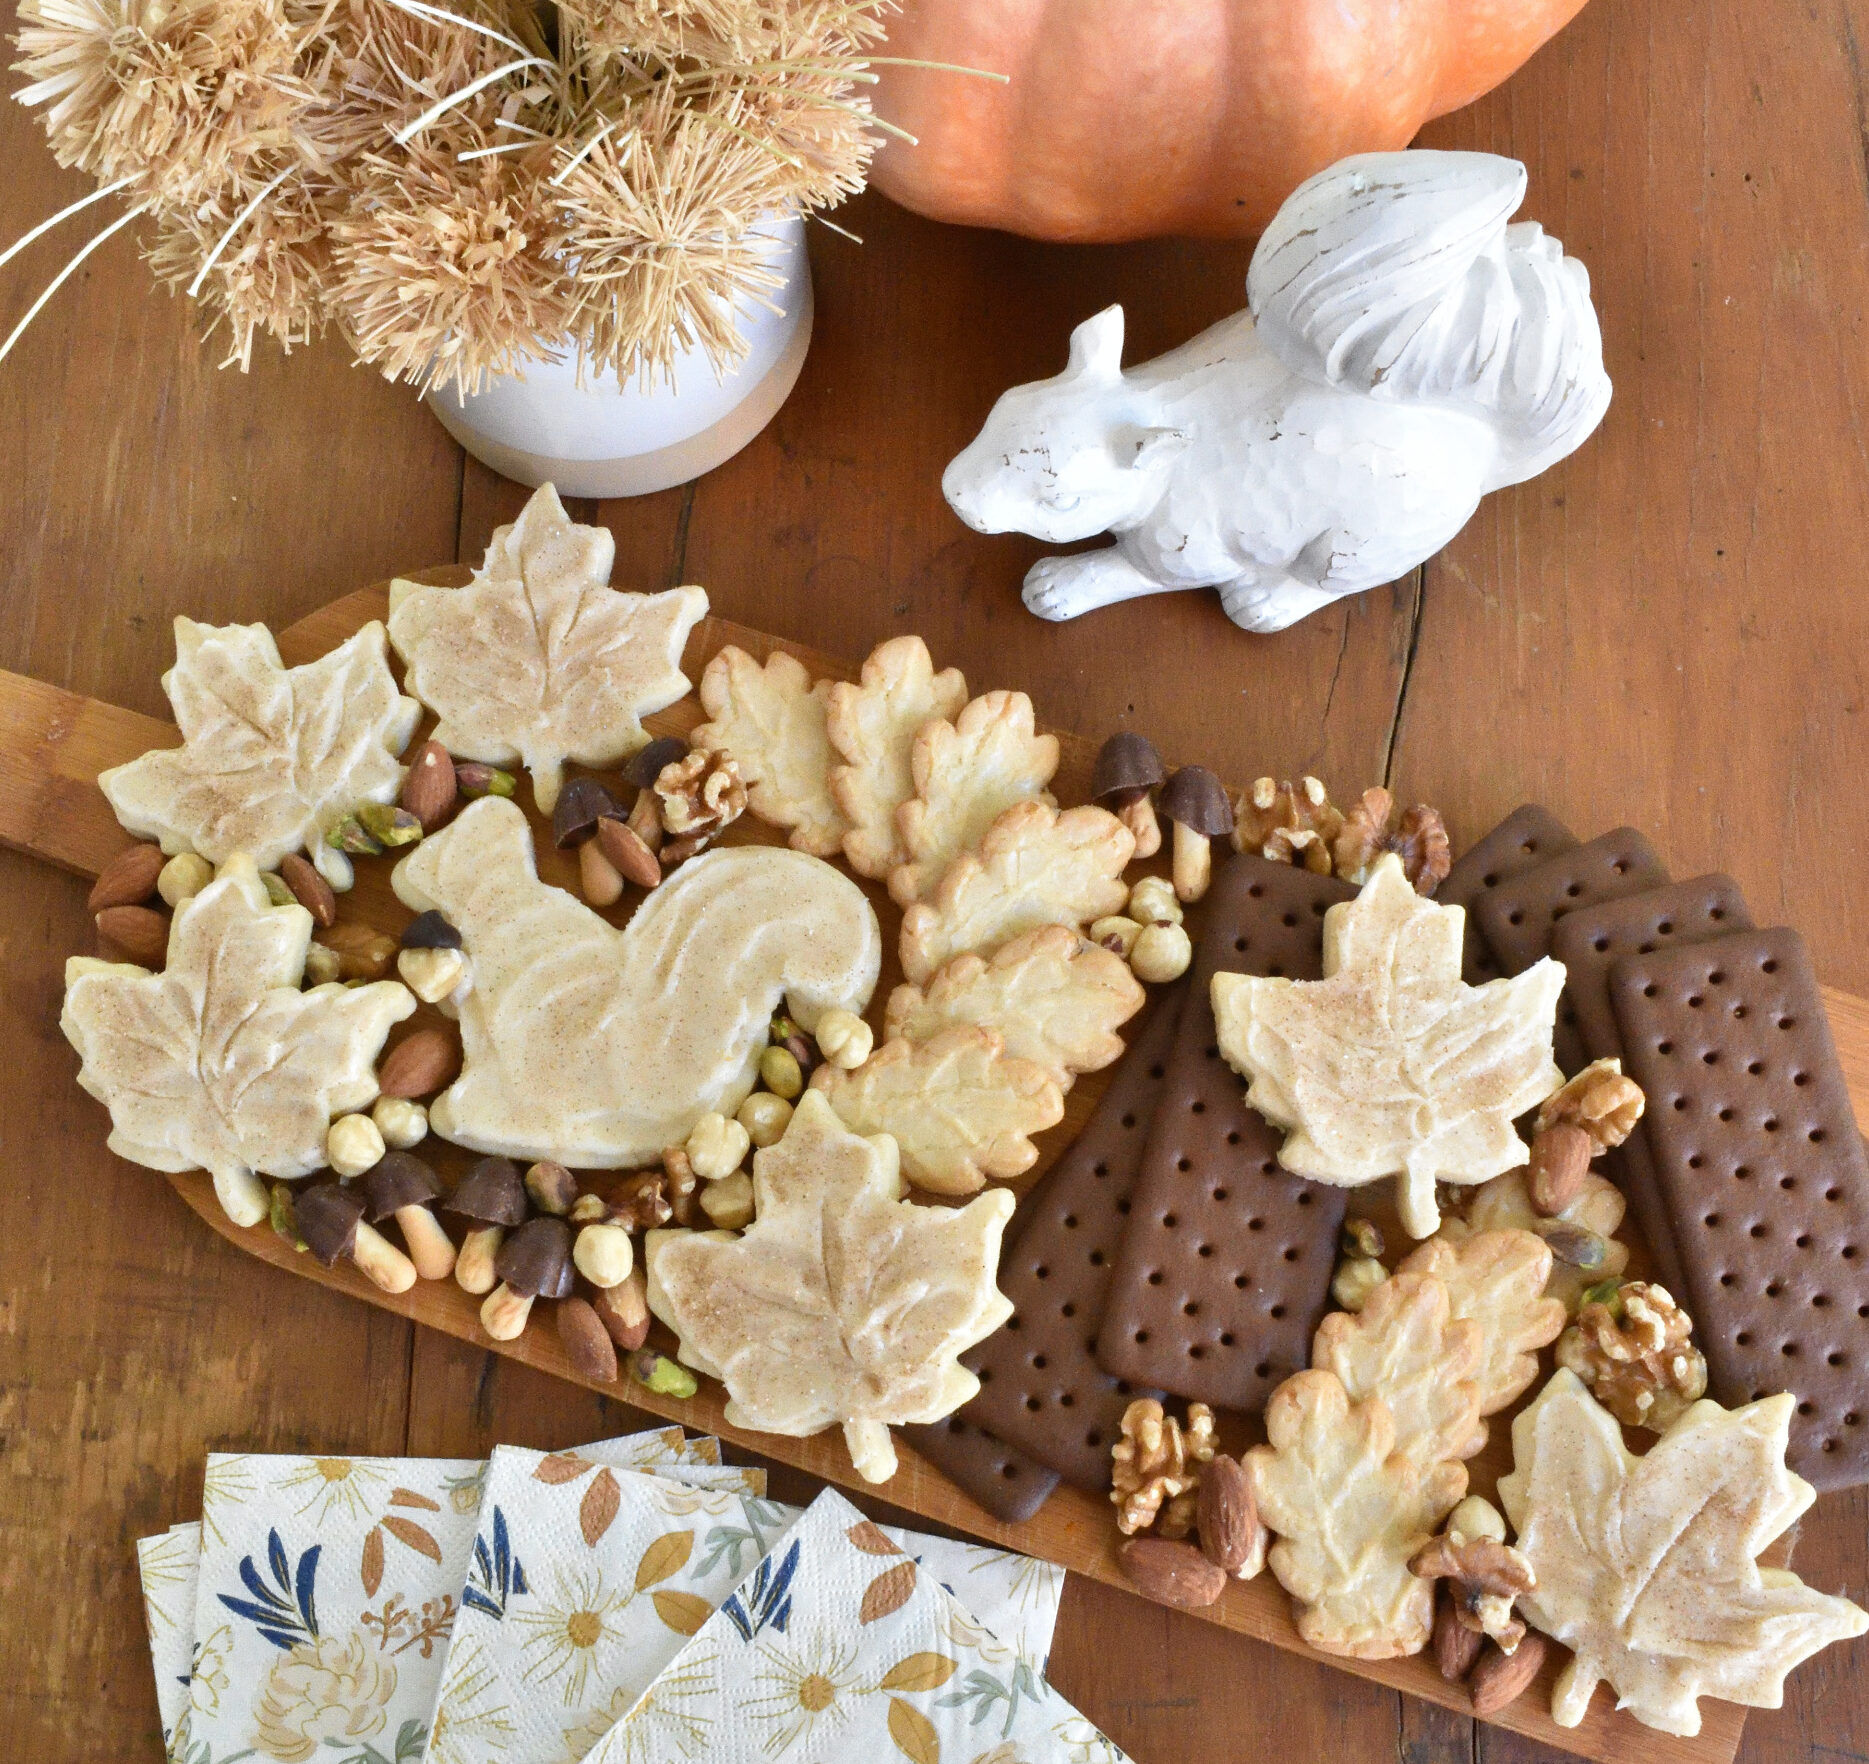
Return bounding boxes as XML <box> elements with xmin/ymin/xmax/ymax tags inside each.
<box><xmin>314</xmin><ymin>921</ymin><xmax>398</xmax><ymax>980</ymax></box>
<box><xmin>595</xmin><ymin>815</ymin><xmax>662</xmax><ymax>889</ymax></box>
<box><xmin>279</xmin><ymin>852</ymin><xmax>337</xmax><ymax>927</ymax></box>
<box><xmin>1433</xmin><ymin>1591</ymin><xmax>1485</xmax><ymax>1682</ymax></box>
<box><xmin>1118</xmin><ymin>1536</ymin><xmax>1227</xmax><ymax>1609</ymax></box>
<box><xmin>593</xmin><ymin>1265</ymin><xmax>651</xmax><ymax>1350</ymax></box>
<box><xmin>1196</xmin><ymin>1453</ymin><xmax>1266</xmax><ymax>1578</ymax></box>
<box><xmin>557</xmin><ymin>1296</ymin><xmax>619</xmax><ymax>1382</ymax></box>
<box><xmin>88</xmin><ymin>843</ymin><xmax>165</xmax><ymax>912</ymax></box>
<box><xmin>1527</xmin><ymin>1122</ymin><xmax>1592</xmax><ymax>1216</ymax></box>
<box><xmin>377</xmin><ymin>1027</ymin><xmax>461</xmax><ymax>1098</ymax></box>
<box><xmin>96</xmin><ymin>904</ymin><xmax>170</xmax><ymax>966</ymax></box>
<box><xmin>400</xmin><ymin>739</ymin><xmax>457</xmax><ymax>831</ymax></box>
<box><xmin>1469</xmin><ymin>1631</ymin><xmax>1548</xmax><ymax>1717</ymax></box>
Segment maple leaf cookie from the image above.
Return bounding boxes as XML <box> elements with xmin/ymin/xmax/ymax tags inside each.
<box><xmin>1212</xmin><ymin>851</ymin><xmax>1565</xmax><ymax>1238</ymax></box>
<box><xmin>61</xmin><ymin>855</ymin><xmax>415</xmax><ymax>1227</ymax></box>
<box><xmin>99</xmin><ymin>619</ymin><xmax>420</xmax><ymax>871</ymax></box>
<box><xmin>388</xmin><ymin>484</ymin><xmax>707</xmax><ymax>815</ymax></box>
<box><xmin>652</xmin><ymin>1089</ymin><xmax>1015</xmax><ymax>1483</ymax></box>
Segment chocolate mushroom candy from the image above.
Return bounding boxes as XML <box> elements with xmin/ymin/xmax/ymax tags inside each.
<box><xmin>362</xmin><ymin>1152</ymin><xmax>456</xmax><ymax>1282</ymax></box>
<box><xmin>1093</xmin><ymin>733</ymin><xmax>1167</xmax><ymax>860</ymax></box>
<box><xmin>1159</xmin><ymin>765</ymin><xmax>1234</xmax><ymax>902</ymax></box>
<box><xmin>481</xmin><ymin>1216</ymin><xmax>574</xmax><ymax>1340</ymax></box>
<box><xmin>552</xmin><ymin>778</ymin><xmax>622</xmax><ymax>849</ymax></box>
<box><xmin>446</xmin><ymin>1156</ymin><xmax>529</xmax><ymax>1294</ymax></box>
<box><xmin>295</xmin><ymin>1180</ymin><xmax>417</xmax><ymax>1294</ymax></box>
<box><xmin>624</xmin><ymin>736</ymin><xmax>689</xmax><ymax>791</ymax></box>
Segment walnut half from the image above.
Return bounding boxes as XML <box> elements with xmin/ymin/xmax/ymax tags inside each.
<box><xmin>1111</xmin><ymin>1397</ymin><xmax>1216</xmax><ymax>1537</ymax></box>
<box><xmin>1556</xmin><ymin>1280</ymin><xmax>1709</xmax><ymax>1432</ymax></box>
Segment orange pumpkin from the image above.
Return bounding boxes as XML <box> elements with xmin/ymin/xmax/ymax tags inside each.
<box><xmin>868</xmin><ymin>0</ymin><xmax>1590</xmax><ymax>241</ymax></box>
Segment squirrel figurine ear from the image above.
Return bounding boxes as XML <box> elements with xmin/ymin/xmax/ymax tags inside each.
<box><xmin>1064</xmin><ymin>305</ymin><xmax>1126</xmax><ymax>382</ymax></box>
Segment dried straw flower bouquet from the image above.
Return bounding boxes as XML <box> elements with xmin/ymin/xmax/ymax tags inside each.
<box><xmin>7</xmin><ymin>0</ymin><xmax>897</xmax><ymax>392</ymax></box>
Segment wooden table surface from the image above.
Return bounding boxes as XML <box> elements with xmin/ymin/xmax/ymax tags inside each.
<box><xmin>5</xmin><ymin>0</ymin><xmax>1869</xmax><ymax>1759</ymax></box>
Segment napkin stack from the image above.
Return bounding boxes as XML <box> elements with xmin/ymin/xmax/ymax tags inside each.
<box><xmin>137</xmin><ymin>1431</ymin><xmax>1122</xmax><ymax>1763</ymax></box>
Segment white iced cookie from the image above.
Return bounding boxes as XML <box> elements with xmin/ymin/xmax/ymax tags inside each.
<box><xmin>98</xmin><ymin>619</ymin><xmax>420</xmax><ymax>870</ymax></box>
<box><xmin>1499</xmin><ymin>1369</ymin><xmax>1868</xmax><ymax>1736</ymax></box>
<box><xmin>387</xmin><ymin>483</ymin><xmax>707</xmax><ymax>815</ymax></box>
<box><xmin>391</xmin><ymin>798</ymin><xmax>880</xmax><ymax>1167</ymax></box>
<box><xmin>654</xmin><ymin>1090</ymin><xmax>1015</xmax><ymax>1483</ymax></box>
<box><xmin>60</xmin><ymin>855</ymin><xmax>415</xmax><ymax>1227</ymax></box>
<box><xmin>1211</xmin><ymin>852</ymin><xmax>1565</xmax><ymax>1238</ymax></box>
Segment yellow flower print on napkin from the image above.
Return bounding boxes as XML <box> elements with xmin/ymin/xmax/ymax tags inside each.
<box><xmin>251</xmin><ymin>1630</ymin><xmax>398</xmax><ymax>1763</ymax></box>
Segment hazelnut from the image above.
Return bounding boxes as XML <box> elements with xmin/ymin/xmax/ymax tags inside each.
<box><xmin>303</xmin><ymin>944</ymin><xmax>343</xmax><ymax>987</ymax></box>
<box><xmin>1331</xmin><ymin>1256</ymin><xmax>1388</xmax><ymax>1313</ymax></box>
<box><xmin>1130</xmin><ymin>921</ymin><xmax>1192</xmax><ymax>984</ymax></box>
<box><xmin>371</xmin><ymin>1096</ymin><xmax>429</xmax><ymax>1150</ymax></box>
<box><xmin>759</xmin><ymin>1045</ymin><xmax>804</xmax><ymax>1100</ymax></box>
<box><xmin>1127</xmin><ymin>875</ymin><xmax>1183</xmax><ymax>926</ymax></box>
<box><xmin>157</xmin><ymin>852</ymin><xmax>214</xmax><ymax>907</ymax></box>
<box><xmin>737</xmin><ymin>1091</ymin><xmax>793</xmax><ymax>1147</ymax></box>
<box><xmin>699</xmin><ymin>1169</ymin><xmax>756</xmax><ymax>1229</ymax></box>
<box><xmin>397</xmin><ymin>945</ymin><xmax>468</xmax><ymax>1005</ymax></box>
<box><xmin>573</xmin><ymin>1222</ymin><xmax>634</xmax><ymax>1288</ymax></box>
<box><xmin>525</xmin><ymin>1160</ymin><xmax>579</xmax><ymax>1216</ymax></box>
<box><xmin>815</xmin><ymin>1008</ymin><xmax>872</xmax><ymax>1071</ymax></box>
<box><xmin>687</xmin><ymin>1111</ymin><xmax>750</xmax><ymax>1181</ymax></box>
<box><xmin>327</xmin><ymin>1113</ymin><xmax>386</xmax><ymax>1178</ymax></box>
<box><xmin>1090</xmin><ymin>916</ymin><xmax>1143</xmax><ymax>958</ymax></box>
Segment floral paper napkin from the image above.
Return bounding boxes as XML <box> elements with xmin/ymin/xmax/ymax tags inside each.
<box><xmin>140</xmin><ymin>1430</ymin><xmax>750</xmax><ymax>1764</ymax></box>
<box><xmin>584</xmin><ymin>1488</ymin><xmax>1117</xmax><ymax>1764</ymax></box>
<box><xmin>426</xmin><ymin>1448</ymin><xmax>1067</xmax><ymax>1764</ymax></box>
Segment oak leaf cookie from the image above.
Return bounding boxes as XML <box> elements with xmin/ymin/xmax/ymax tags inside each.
<box><xmin>884</xmin><ymin>925</ymin><xmax>1143</xmax><ymax>1091</ymax></box>
<box><xmin>1211</xmin><ymin>851</ymin><xmax>1565</xmax><ymax>1238</ymax></box>
<box><xmin>890</xmin><ymin>690</ymin><xmax>1061</xmax><ymax>905</ymax></box>
<box><xmin>388</xmin><ymin>484</ymin><xmax>707</xmax><ymax>815</ymax></box>
<box><xmin>61</xmin><ymin>855</ymin><xmax>415</xmax><ymax>1227</ymax></box>
<box><xmin>99</xmin><ymin>619</ymin><xmax>420</xmax><ymax>871</ymax></box>
<box><xmin>392</xmin><ymin>797</ymin><xmax>879</xmax><ymax>1166</ymax></box>
<box><xmin>652</xmin><ymin>1089</ymin><xmax>1016</xmax><ymax>1483</ymax></box>
<box><xmin>693</xmin><ymin>645</ymin><xmax>846</xmax><ymax>855</ymax></box>
<box><xmin>810</xmin><ymin>1025</ymin><xmax>1065</xmax><ymax>1194</ymax></box>
<box><xmin>898</xmin><ymin>800</ymin><xmax>1135</xmax><ymax>987</ymax></box>
<box><xmin>825</xmin><ymin>635</ymin><xmax>967</xmax><ymax>878</ymax></box>
<box><xmin>1499</xmin><ymin>1369</ymin><xmax>1868</xmax><ymax>1735</ymax></box>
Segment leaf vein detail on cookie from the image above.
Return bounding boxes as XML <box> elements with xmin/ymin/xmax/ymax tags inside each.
<box><xmin>391</xmin><ymin>797</ymin><xmax>879</xmax><ymax>1166</ymax></box>
<box><xmin>60</xmin><ymin>856</ymin><xmax>415</xmax><ymax>1227</ymax></box>
<box><xmin>651</xmin><ymin>1089</ymin><xmax>1015</xmax><ymax>1484</ymax></box>
<box><xmin>810</xmin><ymin>1025</ymin><xmax>1064</xmax><ymax>1195</ymax></box>
<box><xmin>1211</xmin><ymin>851</ymin><xmax>1565</xmax><ymax>1237</ymax></box>
<box><xmin>1499</xmin><ymin>1368</ymin><xmax>1867</xmax><ymax>1736</ymax></box>
<box><xmin>889</xmin><ymin>690</ymin><xmax>1060</xmax><ymax>905</ymax></box>
<box><xmin>884</xmin><ymin>925</ymin><xmax>1144</xmax><ymax>1091</ymax></box>
<box><xmin>693</xmin><ymin>645</ymin><xmax>847</xmax><ymax>855</ymax></box>
<box><xmin>99</xmin><ymin>619</ymin><xmax>421</xmax><ymax>869</ymax></box>
<box><xmin>826</xmin><ymin>636</ymin><xmax>967</xmax><ymax>879</ymax></box>
<box><xmin>898</xmin><ymin>800</ymin><xmax>1134</xmax><ymax>987</ymax></box>
<box><xmin>387</xmin><ymin>484</ymin><xmax>708</xmax><ymax>815</ymax></box>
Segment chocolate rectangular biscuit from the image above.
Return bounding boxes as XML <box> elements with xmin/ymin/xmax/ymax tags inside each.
<box><xmin>1097</xmin><ymin>854</ymin><xmax>1354</xmax><ymax>1414</ymax></box>
<box><xmin>957</xmin><ymin>988</ymin><xmax>1184</xmax><ymax>1490</ymax></box>
<box><xmin>1551</xmin><ymin>875</ymin><xmax>1756</xmax><ymax>1296</ymax></box>
<box><xmin>900</xmin><ymin>1415</ymin><xmax>1061</xmax><ymax>1523</ymax></box>
<box><xmin>1437</xmin><ymin>804</ymin><xmax>1579</xmax><ymax>984</ymax></box>
<box><xmin>1474</xmin><ymin>826</ymin><xmax>1670</xmax><ymax>1072</ymax></box>
<box><xmin>1611</xmin><ymin>929</ymin><xmax>1869</xmax><ymax>1490</ymax></box>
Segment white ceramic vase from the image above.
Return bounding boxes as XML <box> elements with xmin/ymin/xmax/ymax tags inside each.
<box><xmin>427</xmin><ymin>213</ymin><xmax>813</xmax><ymax>498</ymax></box>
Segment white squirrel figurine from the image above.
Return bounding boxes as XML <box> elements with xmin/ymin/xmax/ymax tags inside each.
<box><xmin>942</xmin><ymin>151</ymin><xmax>1611</xmax><ymax>633</ymax></box>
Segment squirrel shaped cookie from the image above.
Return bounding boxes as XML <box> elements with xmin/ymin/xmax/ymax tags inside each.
<box><xmin>392</xmin><ymin>798</ymin><xmax>880</xmax><ymax>1166</ymax></box>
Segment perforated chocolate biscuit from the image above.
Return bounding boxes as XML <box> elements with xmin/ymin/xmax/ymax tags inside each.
<box><xmin>1551</xmin><ymin>876</ymin><xmax>1756</xmax><ymax>1295</ymax></box>
<box><xmin>1474</xmin><ymin>826</ymin><xmax>1669</xmax><ymax>1072</ymax></box>
<box><xmin>1611</xmin><ymin>929</ymin><xmax>1869</xmax><ymax>1490</ymax></box>
<box><xmin>901</xmin><ymin>1414</ymin><xmax>1061</xmax><ymax>1523</ymax></box>
<box><xmin>958</xmin><ymin>989</ymin><xmax>1183</xmax><ymax>1490</ymax></box>
<box><xmin>1437</xmin><ymin>804</ymin><xmax>1579</xmax><ymax>984</ymax></box>
<box><xmin>1097</xmin><ymin>854</ymin><xmax>1353</xmax><ymax>1413</ymax></box>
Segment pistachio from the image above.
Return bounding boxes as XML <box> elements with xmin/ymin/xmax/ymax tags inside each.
<box><xmin>631</xmin><ymin>1349</ymin><xmax>698</xmax><ymax>1399</ymax></box>
<box><xmin>699</xmin><ymin>1169</ymin><xmax>755</xmax><ymax>1229</ymax></box>
<box><xmin>261</xmin><ymin>870</ymin><xmax>298</xmax><ymax>909</ymax></box>
<box><xmin>737</xmin><ymin>1091</ymin><xmax>792</xmax><ymax>1148</ymax></box>
<box><xmin>455</xmin><ymin>762</ymin><xmax>516</xmax><ymax>800</ymax></box>
<box><xmin>325</xmin><ymin>814</ymin><xmax>384</xmax><ymax>856</ymax></box>
<box><xmin>759</xmin><ymin>1044</ymin><xmax>804</xmax><ymax>1100</ymax></box>
<box><xmin>1534</xmin><ymin>1219</ymin><xmax>1609</xmax><ymax>1270</ymax></box>
<box><xmin>303</xmin><ymin>944</ymin><xmax>343</xmax><ymax>987</ymax></box>
<box><xmin>1341</xmin><ymin>1217</ymin><xmax>1387</xmax><ymax>1260</ymax></box>
<box><xmin>268</xmin><ymin>1181</ymin><xmax>306</xmax><ymax>1250</ymax></box>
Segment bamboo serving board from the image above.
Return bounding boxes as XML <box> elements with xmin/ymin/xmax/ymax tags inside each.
<box><xmin>10</xmin><ymin>577</ymin><xmax>1869</xmax><ymax>1764</ymax></box>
